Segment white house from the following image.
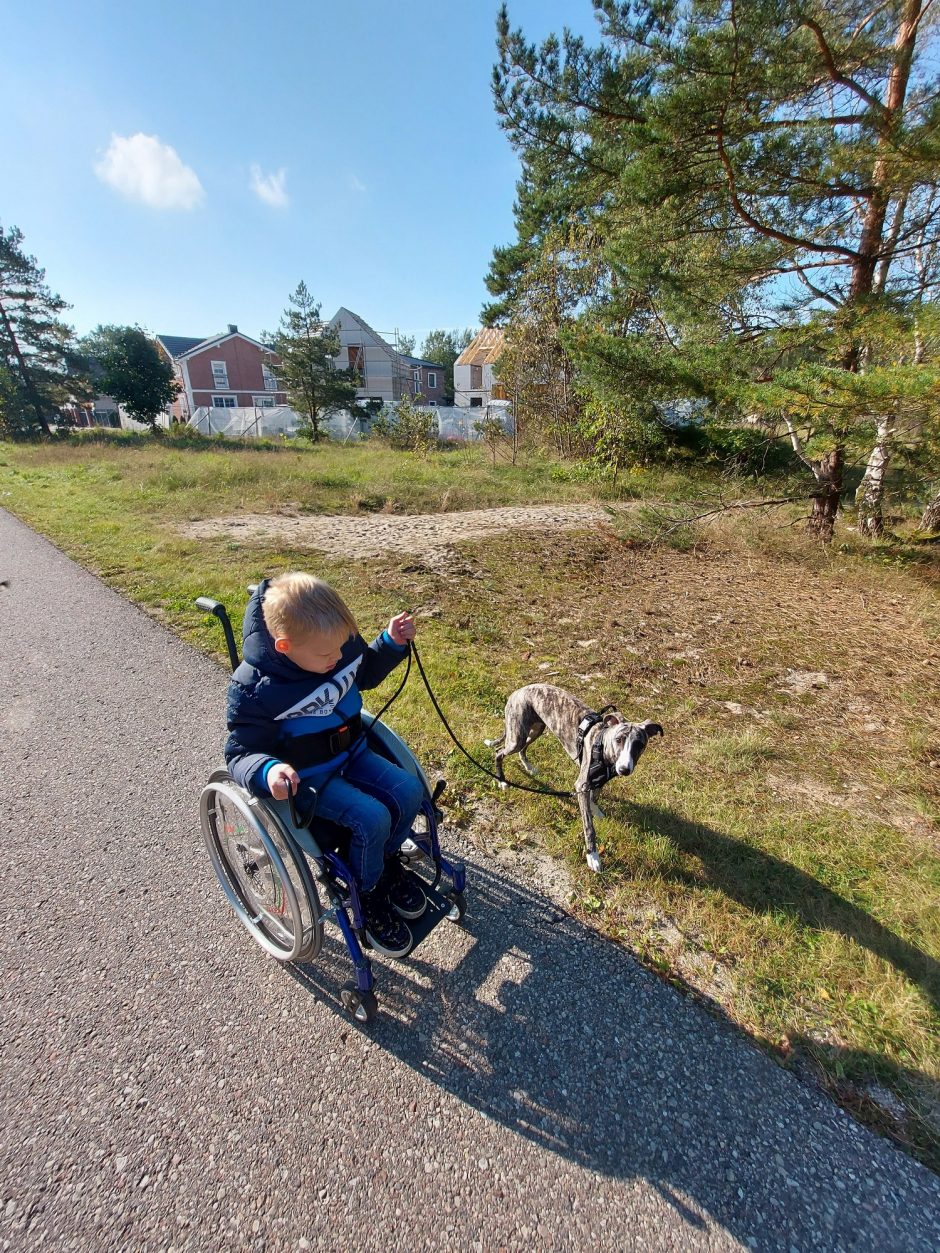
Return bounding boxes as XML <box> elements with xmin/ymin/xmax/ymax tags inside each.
<box><xmin>453</xmin><ymin>327</ymin><xmax>506</xmax><ymax>408</ymax></box>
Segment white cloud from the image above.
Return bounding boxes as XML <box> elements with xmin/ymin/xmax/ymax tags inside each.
<box><xmin>349</xmin><ymin>174</ymin><xmax>367</xmax><ymax>193</ymax></box>
<box><xmin>94</xmin><ymin>133</ymin><xmax>204</xmax><ymax>210</ymax></box>
<box><xmin>250</xmin><ymin>164</ymin><xmax>289</xmax><ymax>208</ymax></box>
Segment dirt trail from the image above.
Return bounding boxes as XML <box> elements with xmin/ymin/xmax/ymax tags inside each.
<box><xmin>181</xmin><ymin>502</ymin><xmax>627</xmax><ymax>557</ymax></box>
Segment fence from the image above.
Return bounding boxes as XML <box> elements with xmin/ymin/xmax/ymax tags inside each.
<box><xmin>181</xmin><ymin>401</ymin><xmax>515</xmax><ymax>443</ymax></box>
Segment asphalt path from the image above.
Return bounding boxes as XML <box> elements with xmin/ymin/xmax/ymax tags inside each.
<box><xmin>2</xmin><ymin>507</ymin><xmax>939</xmax><ymax>1252</ymax></box>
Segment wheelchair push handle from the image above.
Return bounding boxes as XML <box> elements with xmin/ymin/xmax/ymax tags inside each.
<box><xmin>195</xmin><ymin>597</ymin><xmax>241</xmax><ymax>673</ymax></box>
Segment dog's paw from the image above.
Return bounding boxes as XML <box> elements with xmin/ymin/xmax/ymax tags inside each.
<box><xmin>498</xmin><ymin>780</ymin><xmax>508</xmax><ymax>792</ymax></box>
<box><xmin>586</xmin><ymin>852</ymin><xmax>603</xmax><ymax>873</ymax></box>
<box><xmin>483</xmin><ymin>737</ymin><xmax>498</xmax><ymax>747</ymax></box>
<box><xmin>590</xmin><ymin>802</ymin><xmax>605</xmax><ymax>820</ymax></box>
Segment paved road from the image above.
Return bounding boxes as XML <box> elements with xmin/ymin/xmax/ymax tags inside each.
<box><xmin>2</xmin><ymin>507</ymin><xmax>939</xmax><ymax>1252</ymax></box>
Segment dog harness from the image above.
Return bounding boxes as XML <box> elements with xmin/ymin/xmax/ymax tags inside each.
<box><xmin>576</xmin><ymin>706</ymin><xmax>617</xmax><ymax>791</ymax></box>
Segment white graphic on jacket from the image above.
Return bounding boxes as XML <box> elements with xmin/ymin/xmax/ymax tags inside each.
<box><xmin>273</xmin><ymin>656</ymin><xmax>363</xmax><ymax>720</ymax></box>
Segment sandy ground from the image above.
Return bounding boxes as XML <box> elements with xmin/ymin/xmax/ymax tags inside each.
<box><xmin>180</xmin><ymin>503</ymin><xmax>626</xmax><ymax>557</ymax></box>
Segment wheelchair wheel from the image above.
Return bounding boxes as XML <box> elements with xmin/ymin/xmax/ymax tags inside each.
<box><xmin>340</xmin><ymin>981</ymin><xmax>378</xmax><ymax>1024</ymax></box>
<box><xmin>200</xmin><ymin>774</ymin><xmax>322</xmax><ymax>963</ymax></box>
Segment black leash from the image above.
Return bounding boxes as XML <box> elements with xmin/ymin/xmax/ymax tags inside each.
<box><xmin>406</xmin><ymin>639</ymin><xmax>575</xmax><ymax>801</ymax></box>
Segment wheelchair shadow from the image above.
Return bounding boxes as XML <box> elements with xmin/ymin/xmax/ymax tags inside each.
<box><xmin>287</xmin><ymin>854</ymin><xmax>940</xmax><ymax>1245</ymax></box>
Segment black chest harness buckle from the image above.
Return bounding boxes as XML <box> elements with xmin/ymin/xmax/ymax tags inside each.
<box><xmin>576</xmin><ymin>705</ymin><xmax>617</xmax><ymax>792</ymax></box>
<box><xmin>283</xmin><ymin>712</ymin><xmax>364</xmax><ymax>768</ymax></box>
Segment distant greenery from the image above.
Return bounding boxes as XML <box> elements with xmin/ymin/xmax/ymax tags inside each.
<box><xmin>80</xmin><ymin>324</ymin><xmax>179</xmax><ymax>432</ymax></box>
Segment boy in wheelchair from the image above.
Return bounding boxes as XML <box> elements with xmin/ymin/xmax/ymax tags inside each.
<box><xmin>224</xmin><ymin>572</ymin><xmax>425</xmax><ymax>958</ymax></box>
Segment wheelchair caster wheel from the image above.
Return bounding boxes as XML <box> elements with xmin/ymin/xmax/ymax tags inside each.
<box><xmin>445</xmin><ymin>891</ymin><xmax>466</xmax><ymax>924</ymax></box>
<box><xmin>340</xmin><ymin>982</ymin><xmax>378</xmax><ymax>1024</ymax></box>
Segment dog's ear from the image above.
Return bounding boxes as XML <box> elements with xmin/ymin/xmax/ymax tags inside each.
<box><xmin>603</xmin><ymin>712</ymin><xmax>624</xmax><ymax>727</ymax></box>
<box><xmin>641</xmin><ymin>721</ymin><xmax>664</xmax><ymax>738</ymax></box>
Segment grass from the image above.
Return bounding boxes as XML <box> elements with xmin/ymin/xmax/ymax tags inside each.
<box><xmin>2</xmin><ymin>431</ymin><xmax>939</xmax><ymax>1170</ymax></box>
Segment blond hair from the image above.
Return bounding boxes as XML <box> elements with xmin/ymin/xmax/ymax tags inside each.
<box><xmin>262</xmin><ymin>572</ymin><xmax>357</xmax><ymax>642</ymax></box>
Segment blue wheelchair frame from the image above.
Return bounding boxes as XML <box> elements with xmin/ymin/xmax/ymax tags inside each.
<box><xmin>197</xmin><ymin>594</ymin><xmax>466</xmax><ymax>1023</ymax></box>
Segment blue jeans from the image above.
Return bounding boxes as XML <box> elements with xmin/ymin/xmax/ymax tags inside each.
<box><xmin>314</xmin><ymin>744</ymin><xmax>425</xmax><ymax>892</ymax></box>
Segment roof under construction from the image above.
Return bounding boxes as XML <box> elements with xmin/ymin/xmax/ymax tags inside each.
<box><xmin>455</xmin><ymin>327</ymin><xmax>505</xmax><ymax>367</ymax></box>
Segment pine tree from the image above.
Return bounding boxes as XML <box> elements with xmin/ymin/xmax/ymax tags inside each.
<box><xmin>264</xmin><ymin>283</ymin><xmax>358</xmax><ymax>441</ymax></box>
<box><xmin>492</xmin><ymin>1</ymin><xmax>940</xmax><ymax>539</ymax></box>
<box><xmin>0</xmin><ymin>225</ymin><xmax>86</xmax><ymax>437</ymax></box>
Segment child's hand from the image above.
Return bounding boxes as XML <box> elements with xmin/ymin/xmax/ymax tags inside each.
<box><xmin>387</xmin><ymin>611</ymin><xmax>416</xmax><ymax>647</ymax></box>
<box><xmin>268</xmin><ymin>762</ymin><xmax>300</xmax><ymax>800</ymax></box>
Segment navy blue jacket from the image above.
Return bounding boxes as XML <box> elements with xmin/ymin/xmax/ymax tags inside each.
<box><xmin>224</xmin><ymin>580</ymin><xmax>408</xmax><ymax>794</ymax></box>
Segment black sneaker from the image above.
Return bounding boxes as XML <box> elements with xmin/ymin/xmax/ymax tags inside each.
<box><xmin>360</xmin><ymin>887</ymin><xmax>413</xmax><ymax>958</ymax></box>
<box><xmin>384</xmin><ymin>858</ymin><xmax>427</xmax><ymax>920</ymax></box>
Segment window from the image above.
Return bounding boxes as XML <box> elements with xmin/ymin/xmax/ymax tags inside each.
<box><xmin>347</xmin><ymin>345</ymin><xmax>365</xmax><ymax>373</ymax></box>
<box><xmin>211</xmin><ymin>360</ymin><xmax>229</xmax><ymax>388</ymax></box>
<box><xmin>253</xmin><ymin>395</ymin><xmax>275</xmax><ymax>408</ymax></box>
<box><xmin>413</xmin><ymin>369</ymin><xmax>421</xmax><ymax>386</ymax></box>
<box><xmin>470</xmin><ymin>364</ymin><xmax>483</xmax><ymax>388</ymax></box>
<box><xmin>469</xmin><ymin>396</ymin><xmax>483</xmax><ymax>407</ymax></box>
<box><xmin>212</xmin><ymin>395</ymin><xmax>237</xmax><ymax>408</ymax></box>
<box><xmin>262</xmin><ymin>364</ymin><xmax>278</xmax><ymax>391</ymax></box>
<box><xmin>427</xmin><ymin>372</ymin><xmax>436</xmax><ymax>389</ymax></box>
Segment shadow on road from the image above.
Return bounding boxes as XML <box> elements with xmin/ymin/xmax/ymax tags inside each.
<box><xmin>287</xmin><ymin>857</ymin><xmax>940</xmax><ymax>1248</ymax></box>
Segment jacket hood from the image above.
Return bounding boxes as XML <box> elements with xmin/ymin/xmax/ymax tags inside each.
<box><xmin>241</xmin><ymin>579</ymin><xmax>302</xmax><ymax>679</ymax></box>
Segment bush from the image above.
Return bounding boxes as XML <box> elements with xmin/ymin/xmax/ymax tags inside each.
<box><xmin>369</xmin><ymin>395</ymin><xmax>438</xmax><ymax>456</ymax></box>
<box><xmin>675</xmin><ymin>419</ymin><xmax>791</xmax><ymax>476</ymax></box>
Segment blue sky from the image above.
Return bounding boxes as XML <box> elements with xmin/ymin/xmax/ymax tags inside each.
<box><xmin>3</xmin><ymin>0</ymin><xmax>598</xmax><ymax>349</ymax></box>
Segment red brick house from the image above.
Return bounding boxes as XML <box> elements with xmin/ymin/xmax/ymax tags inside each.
<box><xmin>156</xmin><ymin>326</ymin><xmax>286</xmax><ymax>421</ymax></box>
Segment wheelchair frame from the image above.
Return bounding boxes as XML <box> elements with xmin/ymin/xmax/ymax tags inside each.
<box><xmin>197</xmin><ymin>594</ymin><xmax>466</xmax><ymax>1024</ymax></box>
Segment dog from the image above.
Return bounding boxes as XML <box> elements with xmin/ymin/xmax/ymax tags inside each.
<box><xmin>485</xmin><ymin>683</ymin><xmax>663</xmax><ymax>873</ymax></box>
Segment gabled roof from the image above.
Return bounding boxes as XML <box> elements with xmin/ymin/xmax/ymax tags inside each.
<box><xmin>330</xmin><ymin>307</ymin><xmax>396</xmax><ymax>358</ymax></box>
<box><xmin>455</xmin><ymin>327</ymin><xmax>504</xmax><ymax>367</ymax></box>
<box><xmin>157</xmin><ymin>330</ymin><xmax>269</xmax><ymax>360</ymax></box>
<box><xmin>329</xmin><ymin>308</ymin><xmax>433</xmax><ymax>365</ymax></box>
<box><xmin>157</xmin><ymin>334</ymin><xmax>207</xmax><ymax>359</ymax></box>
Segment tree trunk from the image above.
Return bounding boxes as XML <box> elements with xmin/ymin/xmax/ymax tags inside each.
<box><xmin>856</xmin><ymin>411</ymin><xmax>896</xmax><ymax>537</ymax></box>
<box><xmin>0</xmin><ymin>297</ymin><xmax>51</xmax><ymax>437</ymax></box>
<box><xmin>921</xmin><ymin>489</ymin><xmax>940</xmax><ymax>534</ymax></box>
<box><xmin>807</xmin><ymin>447</ymin><xmax>844</xmax><ymax>542</ymax></box>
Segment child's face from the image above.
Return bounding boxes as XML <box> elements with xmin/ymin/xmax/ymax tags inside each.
<box><xmin>278</xmin><ymin>629</ymin><xmax>347</xmax><ymax>674</ymax></box>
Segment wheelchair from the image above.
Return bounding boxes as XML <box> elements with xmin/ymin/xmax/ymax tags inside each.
<box><xmin>196</xmin><ymin>591</ymin><xmax>467</xmax><ymax>1024</ymax></box>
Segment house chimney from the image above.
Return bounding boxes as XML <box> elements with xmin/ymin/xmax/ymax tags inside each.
<box><xmin>228</xmin><ymin>323</ymin><xmax>237</xmax><ymax>334</ymax></box>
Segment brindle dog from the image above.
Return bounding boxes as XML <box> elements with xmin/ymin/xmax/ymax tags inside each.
<box><xmin>485</xmin><ymin>683</ymin><xmax>663</xmax><ymax>872</ymax></box>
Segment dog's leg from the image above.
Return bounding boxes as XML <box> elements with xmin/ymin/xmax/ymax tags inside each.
<box><xmin>590</xmin><ymin>789</ymin><xmax>605</xmax><ymax>820</ymax></box>
<box><xmin>576</xmin><ymin>785</ymin><xmax>602</xmax><ymax>873</ymax></box>
<box><xmin>518</xmin><ymin>721</ymin><xmax>545</xmax><ymax>778</ymax></box>
<box><xmin>483</xmin><ymin>734</ymin><xmax>505</xmax><ymax>748</ymax></box>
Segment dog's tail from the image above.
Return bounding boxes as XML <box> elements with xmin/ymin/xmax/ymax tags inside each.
<box><xmin>483</xmin><ymin>736</ymin><xmax>505</xmax><ymax>748</ymax></box>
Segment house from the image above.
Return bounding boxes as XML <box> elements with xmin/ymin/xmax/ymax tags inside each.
<box><xmin>329</xmin><ymin>308</ymin><xmax>445</xmax><ymax>407</ymax></box>
<box><xmin>454</xmin><ymin>328</ymin><xmax>506</xmax><ymax>408</ymax></box>
<box><xmin>156</xmin><ymin>325</ymin><xmax>287</xmax><ymax>423</ymax></box>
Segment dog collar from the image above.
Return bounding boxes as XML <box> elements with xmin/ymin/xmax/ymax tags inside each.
<box><xmin>576</xmin><ymin>712</ymin><xmax>602</xmax><ymax>762</ymax></box>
